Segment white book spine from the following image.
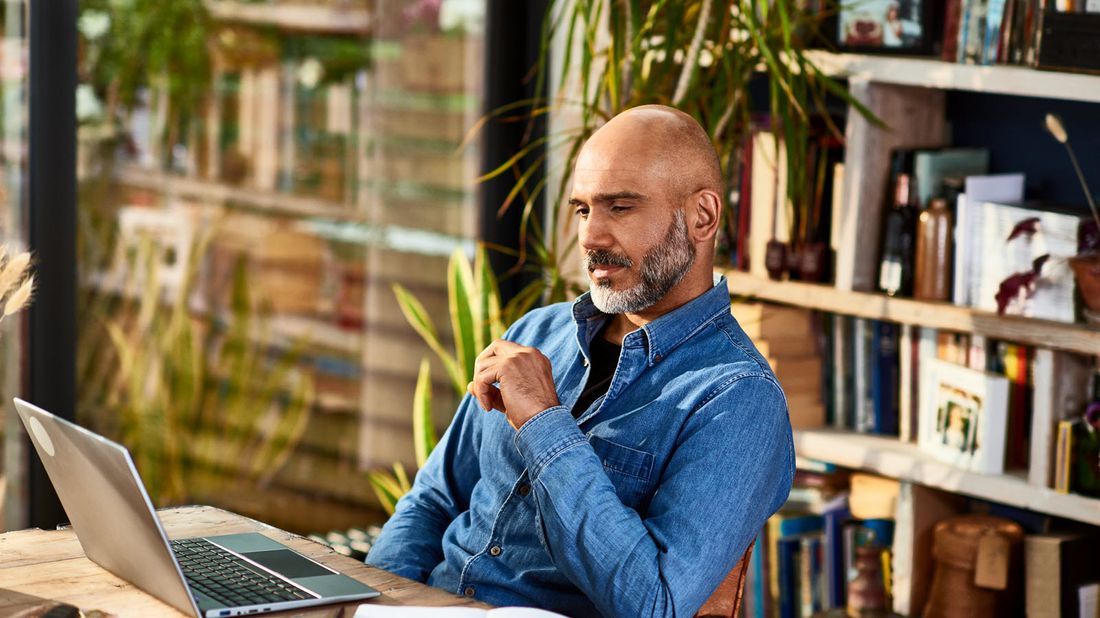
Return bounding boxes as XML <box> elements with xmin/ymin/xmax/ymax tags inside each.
<box><xmin>899</xmin><ymin>324</ymin><xmax>913</xmax><ymax>443</ymax></box>
<box><xmin>1029</xmin><ymin>348</ymin><xmax>1056</xmax><ymax>488</ymax></box>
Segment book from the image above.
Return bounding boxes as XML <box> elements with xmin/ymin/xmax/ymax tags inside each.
<box><xmin>870</xmin><ymin>321</ymin><xmax>900</xmax><ymax>436</ymax></box>
<box><xmin>821</xmin><ymin>494</ymin><xmax>851</xmax><ymax>609</ymax></box>
<box><xmin>1029</xmin><ymin>350</ymin><xmax>1095</xmax><ymax>488</ymax></box>
<box><xmin>912</xmin><ymin>148</ymin><xmax>989</xmax><ymax>213</ymax></box>
<box><xmin>853</xmin><ymin>319</ymin><xmax>874</xmax><ymax>434</ymax></box>
<box><xmin>898</xmin><ymin>324</ymin><xmax>914</xmax><ymax>443</ymax></box>
<box><xmin>832</xmin><ymin>314</ymin><xmax>854</xmax><ymax>431</ymax></box>
<box><xmin>952</xmin><ymin>173</ymin><xmax>1025</xmax><ymax>306</ymax></box>
<box><xmin>849</xmin><ymin>474</ymin><xmax>900</xmax><ymax>520</ymax></box>
<box><xmin>777</xmin><ymin>535</ymin><xmax>801</xmax><ymax>618</ymax></box>
<box><xmin>961</xmin><ymin>0</ymin><xmax>991</xmax><ymax>64</ymax></box>
<box><xmin>768</xmin><ymin>511</ymin><xmax>826</xmax><ymax>613</ymax></box>
<box><xmin>916</xmin><ymin>327</ymin><xmax>939</xmax><ymax>443</ymax></box>
<box><xmin>983</xmin><ymin>0</ymin><xmax>1009</xmax><ymax>63</ymax></box>
<box><xmin>356</xmin><ymin>607</ymin><xmax>567</xmax><ymax>618</ymax></box>
<box><xmin>997</xmin><ymin>342</ymin><xmax>1034</xmax><ymax>470</ymax></box>
<box><xmin>1080</xmin><ymin>583</ymin><xmax>1100</xmax><ymax>618</ymax></box>
<box><xmin>1025</xmin><ymin>533</ymin><xmax>1100</xmax><ymax>618</ymax></box>
<box><xmin>1054</xmin><ymin>420</ymin><xmax>1074</xmax><ymax>493</ymax></box>
<box><xmin>799</xmin><ymin>534</ymin><xmax>825</xmax><ymax>615</ymax></box>
<box><xmin>942</xmin><ymin>0</ymin><xmax>965</xmax><ymax>61</ymax></box>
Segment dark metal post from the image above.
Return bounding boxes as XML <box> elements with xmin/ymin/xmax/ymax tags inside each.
<box><xmin>480</xmin><ymin>0</ymin><xmax>550</xmax><ymax>305</ymax></box>
<box><xmin>26</xmin><ymin>0</ymin><xmax>77</xmax><ymax>529</ymax></box>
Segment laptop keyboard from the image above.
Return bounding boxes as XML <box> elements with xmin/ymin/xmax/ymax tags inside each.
<box><xmin>171</xmin><ymin>538</ymin><xmax>315</xmax><ymax>608</ymax></box>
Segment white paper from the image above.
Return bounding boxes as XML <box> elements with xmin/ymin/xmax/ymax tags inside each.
<box><xmin>355</xmin><ymin>605</ymin><xmax>569</xmax><ymax>618</ymax></box>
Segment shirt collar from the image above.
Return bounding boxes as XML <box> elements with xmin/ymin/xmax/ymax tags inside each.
<box><xmin>571</xmin><ymin>275</ymin><xmax>731</xmax><ymax>367</ymax></box>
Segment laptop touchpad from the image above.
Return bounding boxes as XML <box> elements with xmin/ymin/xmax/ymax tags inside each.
<box><xmin>244</xmin><ymin>550</ymin><xmax>333</xmax><ymax>579</ymax></box>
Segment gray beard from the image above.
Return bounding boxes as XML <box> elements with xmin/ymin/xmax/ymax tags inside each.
<box><xmin>587</xmin><ymin>209</ymin><xmax>696</xmax><ymax>314</ymax></box>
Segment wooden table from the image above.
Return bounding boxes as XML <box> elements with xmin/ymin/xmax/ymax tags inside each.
<box><xmin>0</xmin><ymin>505</ymin><xmax>490</xmax><ymax>616</ymax></box>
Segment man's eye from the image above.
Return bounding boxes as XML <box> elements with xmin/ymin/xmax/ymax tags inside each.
<box><xmin>610</xmin><ymin>204</ymin><xmax>631</xmax><ymax>212</ymax></box>
<box><xmin>574</xmin><ymin>207</ymin><xmax>589</xmax><ymax>217</ymax></box>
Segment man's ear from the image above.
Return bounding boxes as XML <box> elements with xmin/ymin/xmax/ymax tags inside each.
<box><xmin>690</xmin><ymin>189</ymin><xmax>721</xmax><ymax>243</ymax></box>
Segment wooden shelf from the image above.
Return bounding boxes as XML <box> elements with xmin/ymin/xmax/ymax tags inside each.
<box><xmin>115</xmin><ymin>166</ymin><xmax>367</xmax><ymax>222</ymax></box>
<box><xmin>806</xmin><ymin>51</ymin><xmax>1100</xmax><ymax>103</ymax></box>
<box><xmin>795</xmin><ymin>428</ymin><xmax>1100</xmax><ymax>526</ymax></box>
<box><xmin>206</xmin><ymin>1</ymin><xmax>371</xmax><ymax>34</ymax></box>
<box><xmin>267</xmin><ymin>314</ymin><xmax>361</xmax><ymax>355</ymax></box>
<box><xmin>723</xmin><ymin>270</ymin><xmax>1100</xmax><ymax>357</ymax></box>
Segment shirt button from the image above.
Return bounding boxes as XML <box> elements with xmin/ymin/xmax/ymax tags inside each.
<box><xmin>489</xmin><ymin>545</ymin><xmax>502</xmax><ymax>557</ymax></box>
<box><xmin>464</xmin><ymin>586</ymin><xmax>476</xmax><ymax>597</ymax></box>
<box><xmin>582</xmin><ymin>357</ymin><xmax>590</xmax><ymax>367</ymax></box>
<box><xmin>654</xmin><ymin>353</ymin><xmax>662</xmax><ymax>363</ymax></box>
<box><xmin>518</xmin><ymin>484</ymin><xmax>531</xmax><ymax>496</ymax></box>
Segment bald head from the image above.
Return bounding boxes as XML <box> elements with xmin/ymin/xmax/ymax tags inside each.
<box><xmin>578</xmin><ymin>105</ymin><xmax>723</xmax><ymax>204</ymax></box>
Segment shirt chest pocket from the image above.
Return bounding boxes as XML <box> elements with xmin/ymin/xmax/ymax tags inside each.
<box><xmin>588</xmin><ymin>435</ymin><xmax>654</xmax><ymax>511</ymax></box>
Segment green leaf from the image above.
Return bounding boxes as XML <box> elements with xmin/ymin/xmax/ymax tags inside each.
<box><xmin>393</xmin><ymin>283</ymin><xmax>463</xmax><ymax>391</ymax></box>
<box><xmin>473</xmin><ymin>245</ymin><xmax>504</xmax><ymax>349</ymax></box>
<box><xmin>447</xmin><ymin>248</ymin><xmax>477</xmax><ymax>392</ymax></box>
<box><xmin>412</xmin><ymin>358</ymin><xmax>437</xmax><ymax>468</ymax></box>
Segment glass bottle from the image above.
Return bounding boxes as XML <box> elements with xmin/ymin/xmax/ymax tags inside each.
<box><xmin>914</xmin><ymin>197</ymin><xmax>953</xmax><ymax>300</ymax></box>
<box><xmin>878</xmin><ymin>173</ymin><xmax>917</xmax><ymax>297</ymax></box>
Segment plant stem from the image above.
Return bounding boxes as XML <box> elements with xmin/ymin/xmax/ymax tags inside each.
<box><xmin>673</xmin><ymin>0</ymin><xmax>712</xmax><ymax>105</ymax></box>
<box><xmin>1064</xmin><ymin>142</ymin><xmax>1100</xmax><ymax>234</ymax></box>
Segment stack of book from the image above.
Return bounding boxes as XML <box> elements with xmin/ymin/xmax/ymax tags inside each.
<box><xmin>731</xmin><ymin>302</ymin><xmax>825</xmax><ymax>429</ymax></box>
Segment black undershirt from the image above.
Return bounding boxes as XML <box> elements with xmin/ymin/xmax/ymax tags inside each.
<box><xmin>571</xmin><ymin>323</ymin><xmax>622</xmax><ymax>418</ymax></box>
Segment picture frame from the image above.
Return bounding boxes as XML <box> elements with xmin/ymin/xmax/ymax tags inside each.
<box><xmin>831</xmin><ymin>0</ymin><xmax>940</xmax><ymax>55</ymax></box>
<box><xmin>918</xmin><ymin>358</ymin><xmax>1008</xmax><ymax>474</ymax></box>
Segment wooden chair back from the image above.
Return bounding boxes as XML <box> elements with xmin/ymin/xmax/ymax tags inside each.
<box><xmin>695</xmin><ymin>542</ymin><xmax>755</xmax><ymax>618</ymax></box>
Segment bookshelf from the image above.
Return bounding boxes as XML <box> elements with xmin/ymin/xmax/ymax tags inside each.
<box><xmin>115</xmin><ymin>166</ymin><xmax>366</xmax><ymax>222</ymax></box>
<box><xmin>795</xmin><ymin>428</ymin><xmax>1100</xmax><ymax>526</ymax></box>
<box><xmin>723</xmin><ymin>269</ymin><xmax>1100</xmax><ymax>356</ymax></box>
<box><xmin>805</xmin><ymin>51</ymin><xmax>1100</xmax><ymax>104</ymax></box>
<box><xmin>739</xmin><ymin>49</ymin><xmax>1100</xmax><ymax>616</ymax></box>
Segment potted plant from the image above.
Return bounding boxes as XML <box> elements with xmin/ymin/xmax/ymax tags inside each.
<box><xmin>474</xmin><ymin>0</ymin><xmax>878</xmax><ymax>298</ymax></box>
<box><xmin>1044</xmin><ymin>114</ymin><xmax>1100</xmax><ymax>323</ymax></box>
<box><xmin>995</xmin><ymin>114</ymin><xmax>1100</xmax><ymax>324</ymax></box>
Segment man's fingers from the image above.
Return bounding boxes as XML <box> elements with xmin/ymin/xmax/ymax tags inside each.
<box><xmin>466</xmin><ymin>380</ymin><xmax>505</xmax><ymax>413</ymax></box>
<box><xmin>486</xmin><ymin>388</ymin><xmax>506</xmax><ymax>413</ymax></box>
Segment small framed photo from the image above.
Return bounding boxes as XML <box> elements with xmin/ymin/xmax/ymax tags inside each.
<box><xmin>835</xmin><ymin>0</ymin><xmax>939</xmax><ymax>55</ymax></box>
<box><xmin>918</xmin><ymin>358</ymin><xmax>1008</xmax><ymax>474</ymax></box>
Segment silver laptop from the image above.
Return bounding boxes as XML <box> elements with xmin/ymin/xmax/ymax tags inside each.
<box><xmin>13</xmin><ymin>398</ymin><xmax>380</xmax><ymax>617</ymax></box>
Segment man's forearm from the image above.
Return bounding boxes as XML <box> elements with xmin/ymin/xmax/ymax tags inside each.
<box><xmin>365</xmin><ymin>485</ymin><xmax>453</xmax><ymax>582</ymax></box>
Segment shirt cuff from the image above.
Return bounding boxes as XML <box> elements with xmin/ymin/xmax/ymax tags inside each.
<box><xmin>513</xmin><ymin>405</ymin><xmax>586</xmax><ymax>480</ymax></box>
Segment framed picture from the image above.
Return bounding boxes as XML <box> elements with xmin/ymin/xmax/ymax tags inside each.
<box><xmin>834</xmin><ymin>0</ymin><xmax>940</xmax><ymax>55</ymax></box>
<box><xmin>918</xmin><ymin>358</ymin><xmax>1008</xmax><ymax>474</ymax></box>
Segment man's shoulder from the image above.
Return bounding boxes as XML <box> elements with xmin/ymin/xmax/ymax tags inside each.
<box><xmin>676</xmin><ymin>313</ymin><xmax>778</xmax><ymax>383</ymax></box>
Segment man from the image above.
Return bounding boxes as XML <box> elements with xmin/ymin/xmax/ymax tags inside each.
<box><xmin>367</xmin><ymin>105</ymin><xmax>794</xmax><ymax>617</ymax></box>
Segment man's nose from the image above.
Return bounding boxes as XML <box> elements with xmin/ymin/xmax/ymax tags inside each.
<box><xmin>579</xmin><ymin>211</ymin><xmax>613</xmax><ymax>251</ymax></box>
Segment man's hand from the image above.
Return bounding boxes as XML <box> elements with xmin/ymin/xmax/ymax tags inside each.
<box><xmin>467</xmin><ymin>339</ymin><xmax>561</xmax><ymax>430</ymax></box>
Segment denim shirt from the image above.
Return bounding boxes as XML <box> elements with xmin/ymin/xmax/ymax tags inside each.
<box><xmin>366</xmin><ymin>277</ymin><xmax>795</xmax><ymax>617</ymax></box>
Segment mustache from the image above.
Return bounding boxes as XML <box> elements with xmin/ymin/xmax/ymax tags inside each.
<box><xmin>584</xmin><ymin>249</ymin><xmax>633</xmax><ymax>271</ymax></box>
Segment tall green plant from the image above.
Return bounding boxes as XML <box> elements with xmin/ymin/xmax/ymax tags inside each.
<box><xmin>473</xmin><ymin>0</ymin><xmax>879</xmax><ymax>305</ymax></box>
<box><xmin>79</xmin><ymin>228</ymin><xmax>313</xmax><ymax>504</ymax></box>
<box><xmin>368</xmin><ymin>245</ymin><xmax>508</xmax><ymax>515</ymax></box>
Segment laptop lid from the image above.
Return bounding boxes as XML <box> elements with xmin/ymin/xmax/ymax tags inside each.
<box><xmin>13</xmin><ymin>398</ymin><xmax>201</xmax><ymax>616</ymax></box>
